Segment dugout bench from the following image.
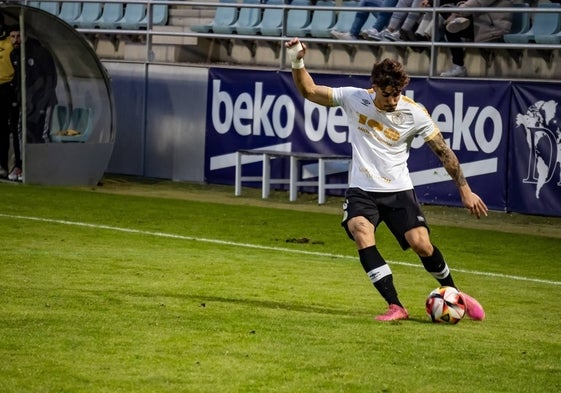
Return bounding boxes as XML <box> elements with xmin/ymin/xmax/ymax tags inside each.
<box><xmin>234</xmin><ymin>149</ymin><xmax>352</xmax><ymax>204</ymax></box>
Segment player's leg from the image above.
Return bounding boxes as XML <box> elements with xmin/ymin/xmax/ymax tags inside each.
<box><xmin>405</xmin><ymin>227</ymin><xmax>456</xmax><ymax>288</ymax></box>
<box><xmin>407</xmin><ymin>228</ymin><xmax>485</xmax><ymax>320</ymax></box>
<box><xmin>342</xmin><ymin>188</ymin><xmax>408</xmax><ymax>321</ymax></box>
<box><xmin>387</xmin><ymin>191</ymin><xmax>485</xmax><ymax>320</ymax></box>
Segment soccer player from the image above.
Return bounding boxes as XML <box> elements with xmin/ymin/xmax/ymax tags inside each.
<box><xmin>285</xmin><ymin>37</ymin><xmax>487</xmax><ymax>321</ymax></box>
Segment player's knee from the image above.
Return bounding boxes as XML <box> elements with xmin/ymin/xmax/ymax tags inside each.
<box><xmin>405</xmin><ymin>229</ymin><xmax>433</xmax><ymax>256</ymax></box>
<box><xmin>348</xmin><ymin>217</ymin><xmax>374</xmax><ymax>240</ymax></box>
<box><xmin>410</xmin><ymin>242</ymin><xmax>433</xmax><ymax>257</ymax></box>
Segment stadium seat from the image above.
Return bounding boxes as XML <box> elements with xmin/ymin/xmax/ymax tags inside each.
<box><xmin>38</xmin><ymin>1</ymin><xmax>61</xmax><ymax>16</ymax></box>
<box><xmin>329</xmin><ymin>0</ymin><xmax>360</xmax><ymax>34</ymax></box>
<box><xmin>139</xmin><ymin>1</ymin><xmax>169</xmax><ymax>27</ymax></box>
<box><xmin>285</xmin><ymin>0</ymin><xmax>313</xmax><ymax>37</ymax></box>
<box><xmin>229</xmin><ymin>0</ymin><xmax>263</xmax><ymax>35</ymax></box>
<box><xmin>534</xmin><ymin>3</ymin><xmax>561</xmax><ymax>44</ymax></box>
<box><xmin>255</xmin><ymin>0</ymin><xmax>285</xmax><ymax>36</ymax></box>
<box><xmin>73</xmin><ymin>2</ymin><xmax>103</xmax><ymax>29</ymax></box>
<box><xmin>191</xmin><ymin>0</ymin><xmax>238</xmax><ymax>33</ymax></box>
<box><xmin>94</xmin><ymin>3</ymin><xmax>125</xmax><ymax>29</ymax></box>
<box><xmin>115</xmin><ymin>3</ymin><xmax>147</xmax><ymax>30</ymax></box>
<box><xmin>309</xmin><ymin>0</ymin><xmax>337</xmax><ymax>38</ymax></box>
<box><xmin>504</xmin><ymin>3</ymin><xmax>561</xmax><ymax>43</ymax></box>
<box><xmin>50</xmin><ymin>105</ymin><xmax>71</xmax><ymax>136</ymax></box>
<box><xmin>58</xmin><ymin>2</ymin><xmax>82</xmax><ymax>25</ymax></box>
<box><xmin>51</xmin><ymin>107</ymin><xmax>93</xmax><ymax>143</ymax></box>
<box><xmin>507</xmin><ymin>3</ymin><xmax>530</xmax><ymax>35</ymax></box>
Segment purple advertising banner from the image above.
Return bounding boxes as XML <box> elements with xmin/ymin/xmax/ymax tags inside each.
<box><xmin>205</xmin><ymin>67</ymin><xmax>557</xmax><ymax>215</ymax></box>
<box><xmin>406</xmin><ymin>79</ymin><xmax>510</xmax><ymax>210</ymax></box>
<box><xmin>509</xmin><ymin>83</ymin><xmax>561</xmax><ymax>216</ymax></box>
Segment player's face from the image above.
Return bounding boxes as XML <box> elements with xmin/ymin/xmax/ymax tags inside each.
<box><xmin>373</xmin><ymin>85</ymin><xmax>401</xmax><ymax>112</ymax></box>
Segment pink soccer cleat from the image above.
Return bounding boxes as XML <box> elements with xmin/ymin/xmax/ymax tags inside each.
<box><xmin>460</xmin><ymin>292</ymin><xmax>486</xmax><ymax>321</ymax></box>
<box><xmin>375</xmin><ymin>304</ymin><xmax>409</xmax><ymax>321</ymax></box>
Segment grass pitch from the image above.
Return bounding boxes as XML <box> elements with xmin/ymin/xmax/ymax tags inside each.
<box><xmin>0</xmin><ymin>178</ymin><xmax>560</xmax><ymax>392</ymax></box>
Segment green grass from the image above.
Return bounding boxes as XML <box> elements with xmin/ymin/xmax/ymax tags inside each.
<box><xmin>0</xmin><ymin>181</ymin><xmax>560</xmax><ymax>392</ymax></box>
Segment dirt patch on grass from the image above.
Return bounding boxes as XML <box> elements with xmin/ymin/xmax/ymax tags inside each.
<box><xmin>83</xmin><ymin>174</ymin><xmax>561</xmax><ymax>239</ymax></box>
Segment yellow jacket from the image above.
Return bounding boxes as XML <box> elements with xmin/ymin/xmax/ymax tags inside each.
<box><xmin>0</xmin><ymin>35</ymin><xmax>14</xmax><ymax>84</ymax></box>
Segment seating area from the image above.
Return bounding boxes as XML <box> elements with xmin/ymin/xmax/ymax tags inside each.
<box><xmin>28</xmin><ymin>1</ymin><xmax>168</xmax><ymax>30</ymax></box>
<box><xmin>190</xmin><ymin>0</ymin><xmax>370</xmax><ymax>39</ymax></box>
<box><xmin>504</xmin><ymin>2</ymin><xmax>561</xmax><ymax>43</ymax></box>
<box><xmin>21</xmin><ymin>0</ymin><xmax>561</xmax><ymax>79</ymax></box>
<box><xmin>189</xmin><ymin>0</ymin><xmax>381</xmax><ymax>58</ymax></box>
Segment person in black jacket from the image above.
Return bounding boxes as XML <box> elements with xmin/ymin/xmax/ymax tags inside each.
<box><xmin>9</xmin><ymin>24</ymin><xmax>58</xmax><ymax>144</ymax></box>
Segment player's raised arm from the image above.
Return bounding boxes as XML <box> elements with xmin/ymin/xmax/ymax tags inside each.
<box><xmin>425</xmin><ymin>132</ymin><xmax>489</xmax><ymax>219</ymax></box>
<box><xmin>285</xmin><ymin>38</ymin><xmax>333</xmax><ymax>107</ymax></box>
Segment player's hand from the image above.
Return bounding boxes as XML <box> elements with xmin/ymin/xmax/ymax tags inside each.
<box><xmin>285</xmin><ymin>38</ymin><xmax>306</xmax><ymax>61</ymax></box>
<box><xmin>462</xmin><ymin>192</ymin><xmax>488</xmax><ymax>219</ymax></box>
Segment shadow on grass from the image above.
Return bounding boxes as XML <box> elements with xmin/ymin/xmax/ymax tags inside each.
<box><xmin>86</xmin><ymin>288</ymin><xmax>436</xmax><ymax>323</ymax></box>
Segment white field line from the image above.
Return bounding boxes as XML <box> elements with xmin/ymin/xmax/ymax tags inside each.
<box><xmin>1</xmin><ymin>213</ymin><xmax>560</xmax><ymax>287</ymax></box>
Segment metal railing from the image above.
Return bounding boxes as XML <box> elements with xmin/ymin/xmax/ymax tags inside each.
<box><xmin>20</xmin><ymin>0</ymin><xmax>561</xmax><ymax>79</ymax></box>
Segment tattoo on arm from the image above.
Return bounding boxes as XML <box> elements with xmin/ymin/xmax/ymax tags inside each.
<box><xmin>426</xmin><ymin>134</ymin><xmax>467</xmax><ymax>187</ymax></box>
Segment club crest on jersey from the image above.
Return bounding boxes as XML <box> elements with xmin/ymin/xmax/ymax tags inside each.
<box><xmin>390</xmin><ymin>111</ymin><xmax>405</xmax><ymax>125</ymax></box>
<box><xmin>515</xmin><ymin>99</ymin><xmax>561</xmax><ymax>199</ymax></box>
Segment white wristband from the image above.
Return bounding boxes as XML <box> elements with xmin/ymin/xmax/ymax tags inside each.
<box><xmin>291</xmin><ymin>58</ymin><xmax>305</xmax><ymax>69</ymax></box>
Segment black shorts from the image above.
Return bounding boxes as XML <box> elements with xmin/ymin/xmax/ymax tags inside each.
<box><xmin>341</xmin><ymin>188</ymin><xmax>429</xmax><ymax>250</ymax></box>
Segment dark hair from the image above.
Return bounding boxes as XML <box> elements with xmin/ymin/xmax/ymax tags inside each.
<box><xmin>8</xmin><ymin>24</ymin><xmax>20</xmax><ymax>33</ymax></box>
<box><xmin>370</xmin><ymin>58</ymin><xmax>410</xmax><ymax>91</ymax></box>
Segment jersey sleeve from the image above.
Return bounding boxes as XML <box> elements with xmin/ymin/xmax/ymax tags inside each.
<box><xmin>331</xmin><ymin>86</ymin><xmax>360</xmax><ymax>108</ymax></box>
<box><xmin>415</xmin><ymin>104</ymin><xmax>440</xmax><ymax>141</ymax></box>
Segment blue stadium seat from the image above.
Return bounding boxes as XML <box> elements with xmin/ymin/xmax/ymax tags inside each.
<box><xmin>50</xmin><ymin>105</ymin><xmax>71</xmax><ymax>136</ymax></box>
<box><xmin>285</xmin><ymin>0</ymin><xmax>313</xmax><ymax>37</ymax></box>
<box><xmin>508</xmin><ymin>3</ymin><xmax>531</xmax><ymax>35</ymax></box>
<box><xmin>38</xmin><ymin>1</ymin><xmax>60</xmax><ymax>16</ymax></box>
<box><xmin>94</xmin><ymin>3</ymin><xmax>125</xmax><ymax>29</ymax></box>
<box><xmin>116</xmin><ymin>3</ymin><xmax>147</xmax><ymax>30</ymax></box>
<box><xmin>191</xmin><ymin>0</ymin><xmax>238</xmax><ymax>33</ymax></box>
<box><xmin>229</xmin><ymin>0</ymin><xmax>263</xmax><ymax>35</ymax></box>
<box><xmin>73</xmin><ymin>3</ymin><xmax>103</xmax><ymax>29</ymax></box>
<box><xmin>256</xmin><ymin>0</ymin><xmax>285</xmax><ymax>36</ymax></box>
<box><xmin>329</xmin><ymin>0</ymin><xmax>360</xmax><ymax>33</ymax></box>
<box><xmin>535</xmin><ymin>29</ymin><xmax>561</xmax><ymax>44</ymax></box>
<box><xmin>309</xmin><ymin>0</ymin><xmax>337</xmax><ymax>38</ymax></box>
<box><xmin>504</xmin><ymin>3</ymin><xmax>561</xmax><ymax>43</ymax></box>
<box><xmin>51</xmin><ymin>107</ymin><xmax>93</xmax><ymax>143</ymax></box>
<box><xmin>139</xmin><ymin>1</ymin><xmax>169</xmax><ymax>27</ymax></box>
<box><xmin>58</xmin><ymin>2</ymin><xmax>82</xmax><ymax>25</ymax></box>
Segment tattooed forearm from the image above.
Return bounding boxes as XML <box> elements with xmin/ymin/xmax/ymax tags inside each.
<box><xmin>426</xmin><ymin>134</ymin><xmax>467</xmax><ymax>187</ymax></box>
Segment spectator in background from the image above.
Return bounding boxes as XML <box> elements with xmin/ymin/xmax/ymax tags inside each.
<box><xmin>331</xmin><ymin>0</ymin><xmax>384</xmax><ymax>40</ymax></box>
<box><xmin>375</xmin><ymin>0</ymin><xmax>430</xmax><ymax>41</ymax></box>
<box><xmin>440</xmin><ymin>0</ymin><xmax>513</xmax><ymax>77</ymax></box>
<box><xmin>0</xmin><ymin>13</ymin><xmax>18</xmax><ymax>179</ymax></box>
<box><xmin>363</xmin><ymin>0</ymin><xmax>399</xmax><ymax>39</ymax></box>
<box><xmin>9</xmin><ymin>24</ymin><xmax>58</xmax><ymax>144</ymax></box>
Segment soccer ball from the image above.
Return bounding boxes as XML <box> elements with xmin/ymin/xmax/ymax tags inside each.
<box><xmin>425</xmin><ymin>286</ymin><xmax>466</xmax><ymax>324</ymax></box>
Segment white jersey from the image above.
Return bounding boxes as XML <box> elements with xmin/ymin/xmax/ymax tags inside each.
<box><xmin>332</xmin><ymin>86</ymin><xmax>440</xmax><ymax>192</ymax></box>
